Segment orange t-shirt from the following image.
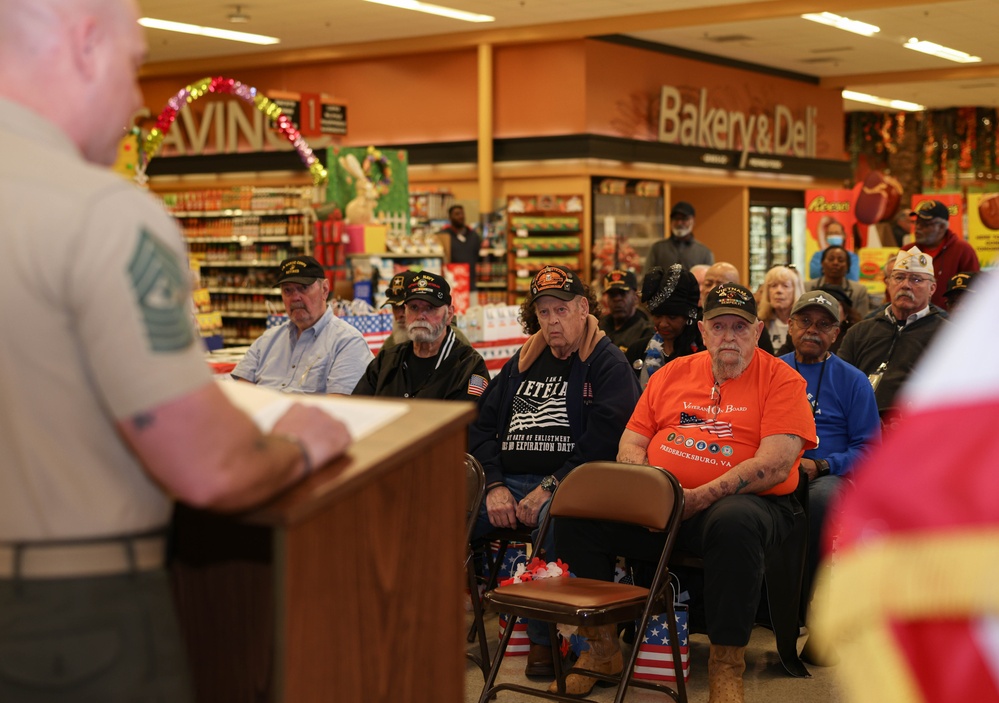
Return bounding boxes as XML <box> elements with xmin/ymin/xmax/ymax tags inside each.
<box><xmin>627</xmin><ymin>349</ymin><xmax>817</xmax><ymax>496</ymax></box>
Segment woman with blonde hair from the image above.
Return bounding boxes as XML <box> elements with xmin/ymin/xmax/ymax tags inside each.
<box><xmin>758</xmin><ymin>265</ymin><xmax>803</xmax><ymax>352</ymax></box>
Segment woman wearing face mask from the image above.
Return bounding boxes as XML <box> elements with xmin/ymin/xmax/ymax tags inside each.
<box><xmin>625</xmin><ymin>265</ymin><xmax>704</xmax><ymax>389</ymax></box>
<box><xmin>804</xmin><ymin>245</ymin><xmax>870</xmax><ymax>317</ymax></box>
<box><xmin>808</xmin><ymin>216</ymin><xmax>861</xmax><ymax>281</ymax></box>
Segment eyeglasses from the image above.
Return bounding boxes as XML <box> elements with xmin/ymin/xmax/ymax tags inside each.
<box><xmin>889</xmin><ymin>273</ymin><xmax>932</xmax><ymax>285</ymax></box>
<box><xmin>791</xmin><ymin>316</ymin><xmax>838</xmax><ymax>333</ymax></box>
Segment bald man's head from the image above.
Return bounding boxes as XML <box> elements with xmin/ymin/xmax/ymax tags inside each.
<box><xmin>700</xmin><ymin>262</ymin><xmax>741</xmax><ymax>308</ymax></box>
<box><xmin>0</xmin><ymin>0</ymin><xmax>145</xmax><ymax>165</ymax></box>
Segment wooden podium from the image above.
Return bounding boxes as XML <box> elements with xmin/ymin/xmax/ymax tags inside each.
<box><xmin>170</xmin><ymin>398</ymin><xmax>477</xmax><ymax>703</ymax></box>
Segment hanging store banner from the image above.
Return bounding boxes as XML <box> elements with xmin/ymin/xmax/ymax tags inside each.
<box><xmin>804</xmin><ymin>189</ymin><xmax>857</xmax><ymax>279</ymax></box>
<box><xmin>967</xmin><ymin>192</ymin><xmax>999</xmax><ymax>268</ymax></box>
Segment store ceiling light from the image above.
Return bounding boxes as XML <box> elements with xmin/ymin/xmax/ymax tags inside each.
<box><xmin>363</xmin><ymin>0</ymin><xmax>494</xmax><ymax>23</ymax></box>
<box><xmin>138</xmin><ymin>18</ymin><xmax>280</xmax><ymax>45</ymax></box>
<box><xmin>904</xmin><ymin>38</ymin><xmax>981</xmax><ymax>63</ymax></box>
<box><xmin>842</xmin><ymin>90</ymin><xmax>924</xmax><ymax>112</ymax></box>
<box><xmin>801</xmin><ymin>12</ymin><xmax>880</xmax><ymax>37</ymax></box>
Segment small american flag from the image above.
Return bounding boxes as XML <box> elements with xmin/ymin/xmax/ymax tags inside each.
<box><xmin>634</xmin><ymin>610</ymin><xmax>690</xmax><ymax>682</ymax></box>
<box><xmin>679</xmin><ymin>412</ymin><xmax>734</xmax><ymax>439</ymax></box>
<box><xmin>583</xmin><ymin>381</ymin><xmax>593</xmax><ymax>400</ymax></box>
<box><xmin>467</xmin><ymin>374</ymin><xmax>488</xmax><ymax>397</ymax></box>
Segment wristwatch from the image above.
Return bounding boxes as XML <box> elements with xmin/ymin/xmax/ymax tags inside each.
<box><xmin>539</xmin><ymin>475</ymin><xmax>559</xmax><ymax>493</ymax></box>
<box><xmin>813</xmin><ymin>459</ymin><xmax>830</xmax><ymax>477</ymax></box>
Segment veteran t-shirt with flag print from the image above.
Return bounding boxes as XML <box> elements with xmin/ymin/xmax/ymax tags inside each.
<box><xmin>500</xmin><ymin>347</ymin><xmax>575</xmax><ymax>476</ymax></box>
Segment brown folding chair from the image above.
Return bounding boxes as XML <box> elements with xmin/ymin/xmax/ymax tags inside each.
<box><xmin>478</xmin><ymin>461</ymin><xmax>687</xmax><ymax>703</ymax></box>
<box><xmin>669</xmin><ymin>467</ymin><xmax>811</xmax><ymax>678</ymax></box>
<box><xmin>464</xmin><ymin>454</ymin><xmax>490</xmax><ymax>678</ymax></box>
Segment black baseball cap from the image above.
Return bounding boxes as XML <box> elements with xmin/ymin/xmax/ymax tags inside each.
<box><xmin>404</xmin><ymin>271</ymin><xmax>452</xmax><ymax>307</ymax></box>
<box><xmin>911</xmin><ymin>200</ymin><xmax>950</xmax><ymax>222</ymax></box>
<box><xmin>383</xmin><ymin>270</ymin><xmax>416</xmax><ymax>306</ymax></box>
<box><xmin>670</xmin><ymin>201</ymin><xmax>695</xmax><ymax>219</ymax></box>
<box><xmin>603</xmin><ymin>269</ymin><xmax>638</xmax><ymax>292</ymax></box>
<box><xmin>529</xmin><ymin>265</ymin><xmax>586</xmax><ymax>302</ymax></box>
<box><xmin>276</xmin><ymin>256</ymin><xmax>324</xmax><ymax>285</ymax></box>
<box><xmin>944</xmin><ymin>271</ymin><xmax>976</xmax><ymax>298</ymax></box>
<box><xmin>703</xmin><ymin>283</ymin><xmax>758</xmax><ymax>323</ymax></box>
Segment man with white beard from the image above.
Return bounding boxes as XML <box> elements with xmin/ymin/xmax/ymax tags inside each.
<box><xmin>645</xmin><ymin>201</ymin><xmax>715</xmax><ymax>274</ymax></box>
<box><xmin>352</xmin><ymin>271</ymin><xmax>488</xmax><ymax>401</ymax></box>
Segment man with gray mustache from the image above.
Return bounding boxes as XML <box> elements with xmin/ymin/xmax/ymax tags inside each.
<box><xmin>352</xmin><ymin>271</ymin><xmax>488</xmax><ymax>401</ymax></box>
<box><xmin>837</xmin><ymin>247</ymin><xmax>948</xmax><ymax>421</ymax></box>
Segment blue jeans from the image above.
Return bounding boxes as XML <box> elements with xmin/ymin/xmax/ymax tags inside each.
<box><xmin>472</xmin><ymin>472</ymin><xmax>555</xmax><ymax>646</ymax></box>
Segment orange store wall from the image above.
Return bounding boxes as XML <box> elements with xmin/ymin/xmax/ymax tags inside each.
<box><xmin>140</xmin><ymin>48</ymin><xmax>480</xmax><ymax>147</ymax></box>
<box><xmin>139</xmin><ymin>38</ymin><xmax>844</xmax><ymax>155</ymax></box>
<box><xmin>582</xmin><ymin>40</ymin><xmax>845</xmax><ymax>159</ymax></box>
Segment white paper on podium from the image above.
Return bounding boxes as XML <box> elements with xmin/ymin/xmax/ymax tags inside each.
<box><xmin>218</xmin><ymin>379</ymin><xmax>408</xmax><ymax>441</ymax></box>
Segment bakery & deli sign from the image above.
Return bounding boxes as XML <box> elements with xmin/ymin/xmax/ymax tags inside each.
<box><xmin>658</xmin><ymin>85</ymin><xmax>818</xmax><ymax>170</ymax></box>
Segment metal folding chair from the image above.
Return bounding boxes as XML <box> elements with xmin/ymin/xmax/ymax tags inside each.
<box><xmin>464</xmin><ymin>454</ymin><xmax>490</xmax><ymax>678</ymax></box>
<box><xmin>478</xmin><ymin>461</ymin><xmax>687</xmax><ymax>703</ymax></box>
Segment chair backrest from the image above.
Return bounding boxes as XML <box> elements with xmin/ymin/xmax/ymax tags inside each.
<box><xmin>548</xmin><ymin>461</ymin><xmax>682</xmax><ymax>531</ymax></box>
<box><xmin>538</xmin><ymin>461</ymin><xmax>684</xmax><ymax>608</ymax></box>
<box><xmin>464</xmin><ymin>454</ymin><xmax>486</xmax><ymax>545</ymax></box>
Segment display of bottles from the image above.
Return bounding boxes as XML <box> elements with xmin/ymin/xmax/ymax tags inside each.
<box><xmin>187</xmin><ymin>242</ymin><xmax>290</xmax><ymax>264</ymax></box>
<box><xmin>179</xmin><ymin>214</ymin><xmax>307</xmax><ymax>239</ymax></box>
<box><xmin>162</xmin><ymin>186</ymin><xmax>314</xmax><ymax>213</ymax></box>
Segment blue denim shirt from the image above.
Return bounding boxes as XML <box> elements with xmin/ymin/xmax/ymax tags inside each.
<box><xmin>232</xmin><ymin>306</ymin><xmax>373</xmax><ymax>394</ymax></box>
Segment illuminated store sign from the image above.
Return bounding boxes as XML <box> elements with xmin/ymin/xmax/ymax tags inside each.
<box><xmin>658</xmin><ymin>86</ymin><xmax>818</xmax><ymax>160</ymax></box>
<box><xmin>155</xmin><ymin>97</ymin><xmax>345</xmax><ymax>156</ymax></box>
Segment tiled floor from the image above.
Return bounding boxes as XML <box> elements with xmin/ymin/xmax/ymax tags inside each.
<box><xmin>464</xmin><ymin>611</ymin><xmax>844</xmax><ymax>702</ymax></box>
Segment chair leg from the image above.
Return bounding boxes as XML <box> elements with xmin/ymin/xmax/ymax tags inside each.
<box><xmin>465</xmin><ymin>555</ymin><xmax>490</xmax><ymax>679</ymax></box>
<box><xmin>477</xmin><ymin>606</ymin><xmax>517</xmax><ymax>703</ymax></box>
<box><xmin>467</xmin><ymin>539</ymin><xmax>509</xmax><ymax>643</ymax></box>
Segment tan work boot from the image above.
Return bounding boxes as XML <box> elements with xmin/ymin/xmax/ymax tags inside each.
<box><xmin>548</xmin><ymin>624</ymin><xmax>623</xmax><ymax>696</ymax></box>
<box><xmin>708</xmin><ymin>644</ymin><xmax>746</xmax><ymax>703</ymax></box>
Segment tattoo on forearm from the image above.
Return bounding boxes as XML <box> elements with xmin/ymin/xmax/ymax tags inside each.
<box><xmin>132</xmin><ymin>412</ymin><xmax>155</xmax><ymax>430</ymax></box>
<box><xmin>735</xmin><ymin>476</ymin><xmax>751</xmax><ymax>493</ymax></box>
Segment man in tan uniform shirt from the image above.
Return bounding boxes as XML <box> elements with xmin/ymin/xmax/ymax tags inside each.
<box><xmin>0</xmin><ymin>1</ymin><xmax>351</xmax><ymax>699</ymax></box>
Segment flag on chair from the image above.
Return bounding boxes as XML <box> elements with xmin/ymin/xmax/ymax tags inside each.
<box><xmin>634</xmin><ymin>610</ymin><xmax>690</xmax><ymax>682</ymax></box>
<box><xmin>498</xmin><ymin>614</ymin><xmax>531</xmax><ymax>656</ymax></box>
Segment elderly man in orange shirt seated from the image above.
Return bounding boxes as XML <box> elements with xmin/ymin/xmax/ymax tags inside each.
<box><xmin>554</xmin><ymin>284</ymin><xmax>817</xmax><ymax>702</ymax></box>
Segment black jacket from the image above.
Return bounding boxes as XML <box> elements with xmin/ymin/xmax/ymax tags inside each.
<box><xmin>837</xmin><ymin>306</ymin><xmax>946</xmax><ymax>414</ymax></box>
<box><xmin>352</xmin><ymin>327</ymin><xmax>489</xmax><ymax>402</ymax></box>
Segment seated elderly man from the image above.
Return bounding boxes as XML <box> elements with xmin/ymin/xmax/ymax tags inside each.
<box><xmin>469</xmin><ymin>265</ymin><xmax>641</xmax><ymax>679</ymax></box>
<box><xmin>597</xmin><ymin>269</ymin><xmax>653</xmax><ymax>353</ymax></box>
<box><xmin>352</xmin><ymin>271</ymin><xmax>488</xmax><ymax>400</ymax></box>
<box><xmin>378</xmin><ymin>270</ymin><xmax>416</xmax><ymax>351</ymax></box>
<box><xmin>838</xmin><ymin>247</ymin><xmax>947</xmax><ymax>420</ymax></box>
<box><xmin>233</xmin><ymin>256</ymin><xmax>372</xmax><ymax>394</ymax></box>
<box><xmin>555</xmin><ymin>283</ymin><xmax>816</xmax><ymax>700</ymax></box>
<box><xmin>779</xmin><ymin>290</ymin><xmax>881</xmax><ymax>657</ymax></box>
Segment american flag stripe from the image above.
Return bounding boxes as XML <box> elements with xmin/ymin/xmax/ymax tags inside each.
<box><xmin>499</xmin><ymin>615</ymin><xmax>531</xmax><ymax>656</ymax></box>
<box><xmin>508</xmin><ymin>397</ymin><xmax>569</xmax><ymax>431</ymax></box>
<box><xmin>467</xmin><ymin>374</ymin><xmax>488</xmax><ymax>397</ymax></box>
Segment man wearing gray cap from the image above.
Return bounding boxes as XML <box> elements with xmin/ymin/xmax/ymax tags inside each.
<box><xmin>352</xmin><ymin>271</ymin><xmax>487</xmax><ymax>401</ymax></box>
<box><xmin>902</xmin><ymin>199</ymin><xmax>979</xmax><ymax>309</ymax></box>
<box><xmin>780</xmin><ymin>290</ymin><xmax>881</xmax><ymax>658</ymax></box>
<box><xmin>233</xmin><ymin>256</ymin><xmax>373</xmax><ymax>394</ymax></box>
<box><xmin>645</xmin><ymin>201</ymin><xmax>715</xmax><ymax>274</ymax></box>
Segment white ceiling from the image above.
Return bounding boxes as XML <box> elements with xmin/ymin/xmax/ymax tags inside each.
<box><xmin>137</xmin><ymin>0</ymin><xmax>999</xmax><ymax>111</ymax></box>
